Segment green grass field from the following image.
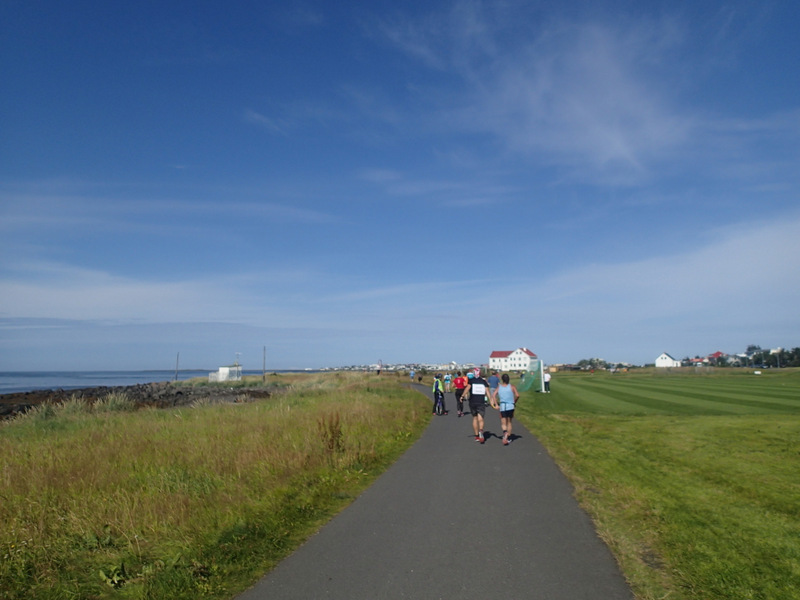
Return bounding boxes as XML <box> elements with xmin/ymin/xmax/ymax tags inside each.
<box><xmin>530</xmin><ymin>368</ymin><xmax>800</xmax><ymax>415</ymax></box>
<box><xmin>515</xmin><ymin>368</ymin><xmax>800</xmax><ymax>600</ymax></box>
<box><xmin>2</xmin><ymin>369</ymin><xmax>798</xmax><ymax>599</ymax></box>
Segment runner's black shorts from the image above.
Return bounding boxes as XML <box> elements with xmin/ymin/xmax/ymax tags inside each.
<box><xmin>469</xmin><ymin>402</ymin><xmax>486</xmax><ymax>417</ymax></box>
<box><xmin>500</xmin><ymin>409</ymin><xmax>515</xmax><ymax>419</ymax></box>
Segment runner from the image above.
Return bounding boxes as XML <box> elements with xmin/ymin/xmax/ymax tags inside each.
<box><xmin>443</xmin><ymin>372</ymin><xmax>452</xmax><ymax>393</ymax></box>
<box><xmin>488</xmin><ymin>371</ymin><xmax>500</xmax><ymax>405</ymax></box>
<box><xmin>453</xmin><ymin>371</ymin><xmax>467</xmax><ymax>417</ymax></box>
<box><xmin>496</xmin><ymin>373</ymin><xmax>520</xmax><ymax>445</ymax></box>
<box><xmin>464</xmin><ymin>371</ymin><xmax>491</xmax><ymax>443</ymax></box>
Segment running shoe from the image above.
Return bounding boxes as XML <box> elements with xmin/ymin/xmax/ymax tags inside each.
<box><xmin>478</xmin><ymin>431</ymin><xmax>485</xmax><ymax>444</ymax></box>
<box><xmin>503</xmin><ymin>435</ymin><xmax>509</xmax><ymax>446</ymax></box>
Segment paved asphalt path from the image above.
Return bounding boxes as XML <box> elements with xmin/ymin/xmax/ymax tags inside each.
<box><xmin>237</xmin><ymin>384</ymin><xmax>634</xmax><ymax>599</ymax></box>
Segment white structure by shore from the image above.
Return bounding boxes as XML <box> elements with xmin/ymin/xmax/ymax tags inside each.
<box><xmin>208</xmin><ymin>364</ymin><xmax>242</xmax><ymax>382</ymax></box>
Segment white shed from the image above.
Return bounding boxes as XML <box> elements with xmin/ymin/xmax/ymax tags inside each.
<box><xmin>208</xmin><ymin>364</ymin><xmax>242</xmax><ymax>382</ymax></box>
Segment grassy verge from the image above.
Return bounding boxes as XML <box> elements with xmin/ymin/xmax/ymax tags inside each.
<box><xmin>0</xmin><ymin>372</ymin><xmax>429</xmax><ymax>599</ymax></box>
<box><xmin>516</xmin><ymin>369</ymin><xmax>800</xmax><ymax>600</ymax></box>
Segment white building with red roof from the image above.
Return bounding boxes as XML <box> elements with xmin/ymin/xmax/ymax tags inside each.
<box><xmin>489</xmin><ymin>348</ymin><xmax>537</xmax><ymax>372</ymax></box>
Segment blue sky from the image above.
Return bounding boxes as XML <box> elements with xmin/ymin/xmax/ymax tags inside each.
<box><xmin>1</xmin><ymin>0</ymin><xmax>799</xmax><ymax>371</ymax></box>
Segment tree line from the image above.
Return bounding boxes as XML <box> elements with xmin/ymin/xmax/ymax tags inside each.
<box><xmin>739</xmin><ymin>345</ymin><xmax>800</xmax><ymax>368</ymax></box>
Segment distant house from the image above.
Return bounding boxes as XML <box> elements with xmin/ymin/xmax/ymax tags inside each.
<box><xmin>655</xmin><ymin>353</ymin><xmax>681</xmax><ymax>368</ymax></box>
<box><xmin>489</xmin><ymin>348</ymin><xmax>537</xmax><ymax>372</ymax></box>
<box><xmin>707</xmin><ymin>351</ymin><xmax>729</xmax><ymax>365</ymax></box>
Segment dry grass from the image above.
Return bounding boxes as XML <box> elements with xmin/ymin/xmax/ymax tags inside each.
<box><xmin>0</xmin><ymin>372</ymin><xmax>427</xmax><ymax>599</ymax></box>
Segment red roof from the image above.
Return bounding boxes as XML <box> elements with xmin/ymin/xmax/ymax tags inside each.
<box><xmin>490</xmin><ymin>348</ymin><xmax>537</xmax><ymax>359</ymax></box>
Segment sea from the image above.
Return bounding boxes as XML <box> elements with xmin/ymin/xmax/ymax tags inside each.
<box><xmin>0</xmin><ymin>370</ymin><xmax>290</xmax><ymax>395</ymax></box>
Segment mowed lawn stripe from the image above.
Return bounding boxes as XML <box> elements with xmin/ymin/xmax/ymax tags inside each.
<box><xmin>570</xmin><ymin>380</ymin><xmax>744</xmax><ymax>415</ymax></box>
<box><xmin>531</xmin><ymin>375</ymin><xmax>688</xmax><ymax>414</ymax></box>
<box><xmin>706</xmin><ymin>381</ymin><xmax>800</xmax><ymax>403</ymax></box>
<box><xmin>524</xmin><ymin>381</ymin><xmax>632</xmax><ymax>414</ymax></box>
<box><xmin>607</xmin><ymin>380</ymin><xmax>800</xmax><ymax>414</ymax></box>
<box><xmin>553</xmin><ymin>379</ymin><xmax>697</xmax><ymax>415</ymax></box>
<box><xmin>663</xmin><ymin>376</ymin><xmax>800</xmax><ymax>402</ymax></box>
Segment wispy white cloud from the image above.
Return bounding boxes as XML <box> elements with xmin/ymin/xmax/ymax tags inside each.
<box><xmin>374</xmin><ymin>3</ymin><xmax>798</xmax><ymax>192</ymax></box>
<box><xmin>245</xmin><ymin>97</ymin><xmax>354</xmax><ymax>137</ymax></box>
<box><xmin>355</xmin><ymin>167</ymin><xmax>516</xmax><ymax>205</ymax></box>
<box><xmin>0</xmin><ymin>258</ymin><xmax>329</xmax><ymax>326</ymax></box>
<box><xmin>544</xmin><ymin>218</ymin><xmax>800</xmax><ymax>314</ymax></box>
<box><xmin>357</xmin><ymin>168</ymin><xmax>403</xmax><ymax>184</ymax></box>
<box><xmin>1</xmin><ymin>211</ymin><xmax>797</xmax><ymax>367</ymax></box>
<box><xmin>689</xmin><ymin>109</ymin><xmax>800</xmax><ymax>185</ymax></box>
<box><xmin>0</xmin><ymin>183</ymin><xmax>340</xmax><ymax>234</ymax></box>
<box><xmin>244</xmin><ymin>109</ymin><xmax>290</xmax><ymax>135</ymax></box>
<box><xmin>482</xmin><ymin>212</ymin><xmax>800</xmax><ymax>360</ymax></box>
<box><xmin>274</xmin><ymin>4</ymin><xmax>326</xmax><ymax>31</ymax></box>
<box><xmin>426</xmin><ymin>17</ymin><xmax>690</xmax><ymax>183</ymax></box>
<box><xmin>313</xmin><ymin>211</ymin><xmax>800</xmax><ymax>361</ymax></box>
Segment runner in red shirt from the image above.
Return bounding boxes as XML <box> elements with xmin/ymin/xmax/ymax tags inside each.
<box><xmin>452</xmin><ymin>371</ymin><xmax>468</xmax><ymax>417</ymax></box>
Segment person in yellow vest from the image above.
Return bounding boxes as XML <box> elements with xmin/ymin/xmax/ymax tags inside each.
<box><xmin>431</xmin><ymin>374</ymin><xmax>447</xmax><ymax>415</ymax></box>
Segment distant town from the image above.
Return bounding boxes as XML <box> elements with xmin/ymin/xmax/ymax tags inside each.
<box><xmin>321</xmin><ymin>344</ymin><xmax>800</xmax><ymax>373</ymax></box>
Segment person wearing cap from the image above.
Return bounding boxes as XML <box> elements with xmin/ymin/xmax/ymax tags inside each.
<box><xmin>463</xmin><ymin>370</ymin><xmax>493</xmax><ymax>443</ymax></box>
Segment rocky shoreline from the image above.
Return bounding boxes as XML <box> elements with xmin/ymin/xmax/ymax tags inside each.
<box><xmin>0</xmin><ymin>382</ymin><xmax>273</xmax><ymax>421</ymax></box>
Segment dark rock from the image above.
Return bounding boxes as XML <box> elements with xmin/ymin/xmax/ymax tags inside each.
<box><xmin>0</xmin><ymin>383</ymin><xmax>273</xmax><ymax>420</ymax></box>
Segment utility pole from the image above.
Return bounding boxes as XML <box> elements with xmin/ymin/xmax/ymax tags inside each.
<box><xmin>263</xmin><ymin>346</ymin><xmax>266</xmax><ymax>384</ymax></box>
<box><xmin>174</xmin><ymin>352</ymin><xmax>180</xmax><ymax>382</ymax></box>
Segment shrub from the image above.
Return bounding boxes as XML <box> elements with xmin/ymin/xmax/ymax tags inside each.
<box><xmin>94</xmin><ymin>392</ymin><xmax>136</xmax><ymax>413</ymax></box>
<box><xmin>56</xmin><ymin>394</ymin><xmax>91</xmax><ymax>417</ymax></box>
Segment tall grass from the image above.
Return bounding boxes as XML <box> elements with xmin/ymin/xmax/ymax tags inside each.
<box><xmin>516</xmin><ymin>368</ymin><xmax>800</xmax><ymax>600</ymax></box>
<box><xmin>0</xmin><ymin>372</ymin><xmax>428</xmax><ymax>599</ymax></box>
